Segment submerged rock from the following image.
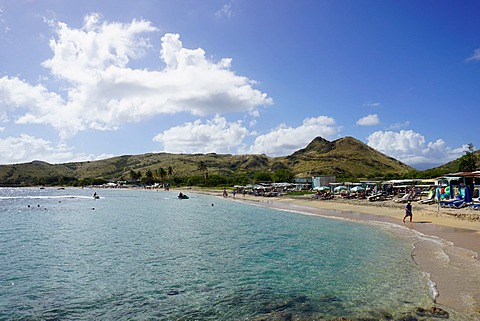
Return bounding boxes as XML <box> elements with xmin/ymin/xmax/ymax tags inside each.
<box><xmin>292</xmin><ymin>295</ymin><xmax>308</xmax><ymax>304</ymax></box>
<box><xmin>395</xmin><ymin>317</ymin><xmax>418</xmax><ymax>321</ymax></box>
<box><xmin>166</xmin><ymin>289</ymin><xmax>180</xmax><ymax>296</ymax></box>
<box><xmin>415</xmin><ymin>306</ymin><xmax>449</xmax><ymax>319</ymax></box>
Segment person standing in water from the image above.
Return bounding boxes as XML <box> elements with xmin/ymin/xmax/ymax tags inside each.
<box><xmin>403</xmin><ymin>201</ymin><xmax>413</xmax><ymax>223</ymax></box>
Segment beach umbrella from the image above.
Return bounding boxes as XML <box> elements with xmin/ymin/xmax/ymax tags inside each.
<box><xmin>334</xmin><ymin>186</ymin><xmax>347</xmax><ymax>192</ymax></box>
<box><xmin>350</xmin><ymin>186</ymin><xmax>365</xmax><ymax>192</ymax></box>
<box><xmin>314</xmin><ymin>186</ymin><xmax>330</xmax><ymax>191</ymax></box>
<box><xmin>465</xmin><ymin>186</ymin><xmax>472</xmax><ymax>203</ymax></box>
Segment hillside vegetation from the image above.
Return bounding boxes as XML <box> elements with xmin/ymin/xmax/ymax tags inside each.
<box><xmin>0</xmin><ymin>136</ymin><xmax>466</xmax><ymax>187</ymax></box>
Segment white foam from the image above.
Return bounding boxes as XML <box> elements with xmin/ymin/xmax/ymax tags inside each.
<box><xmin>0</xmin><ymin>195</ymin><xmax>94</xmax><ymax>200</ymax></box>
<box><xmin>425</xmin><ymin>273</ymin><xmax>440</xmax><ymax>302</ymax></box>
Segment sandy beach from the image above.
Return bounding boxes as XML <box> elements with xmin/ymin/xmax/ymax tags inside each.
<box><xmin>188</xmin><ymin>188</ymin><xmax>480</xmax><ymax>319</ymax></box>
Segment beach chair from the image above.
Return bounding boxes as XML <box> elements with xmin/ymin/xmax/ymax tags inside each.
<box><xmin>418</xmin><ymin>190</ymin><xmax>435</xmax><ymax>204</ymax></box>
<box><xmin>394</xmin><ymin>192</ymin><xmax>413</xmax><ymax>203</ymax></box>
<box><xmin>368</xmin><ymin>192</ymin><xmax>386</xmax><ymax>202</ymax></box>
<box><xmin>440</xmin><ymin>199</ymin><xmax>465</xmax><ymax>208</ymax></box>
<box><xmin>468</xmin><ymin>203</ymin><xmax>480</xmax><ymax>210</ymax></box>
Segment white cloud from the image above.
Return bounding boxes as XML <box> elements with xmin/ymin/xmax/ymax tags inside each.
<box><xmin>466</xmin><ymin>48</ymin><xmax>480</xmax><ymax>62</ymax></box>
<box><xmin>387</xmin><ymin>121</ymin><xmax>410</xmax><ymax>130</ymax></box>
<box><xmin>153</xmin><ymin>114</ymin><xmax>249</xmax><ymax>154</ymax></box>
<box><xmin>366</xmin><ymin>130</ymin><xmax>464</xmax><ymax>167</ymax></box>
<box><xmin>42</xmin><ymin>14</ymin><xmax>157</xmax><ymax>83</ymax></box>
<box><xmin>248</xmin><ymin>116</ymin><xmax>342</xmax><ymax>156</ymax></box>
<box><xmin>0</xmin><ymin>134</ymin><xmax>112</xmax><ymax>164</ymax></box>
<box><xmin>356</xmin><ymin>114</ymin><xmax>379</xmax><ymax>126</ymax></box>
<box><xmin>1</xmin><ymin>14</ymin><xmax>272</xmax><ymax>139</ymax></box>
<box><xmin>216</xmin><ymin>2</ymin><xmax>235</xmax><ymax>18</ymax></box>
<box><xmin>0</xmin><ymin>75</ymin><xmax>66</xmax><ymax>125</ymax></box>
<box><xmin>363</xmin><ymin>101</ymin><xmax>381</xmax><ymax>108</ymax></box>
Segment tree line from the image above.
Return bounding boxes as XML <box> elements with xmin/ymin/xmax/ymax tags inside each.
<box><xmin>125</xmin><ymin>163</ymin><xmax>296</xmax><ymax>188</ymax></box>
<box><xmin>1</xmin><ymin>144</ymin><xmax>477</xmax><ymax>187</ymax></box>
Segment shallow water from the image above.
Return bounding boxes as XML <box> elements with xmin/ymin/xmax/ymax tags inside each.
<box><xmin>0</xmin><ymin>188</ymin><xmax>445</xmax><ymax>320</ymax></box>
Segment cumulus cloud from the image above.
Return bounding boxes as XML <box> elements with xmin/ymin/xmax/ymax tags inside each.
<box><xmin>0</xmin><ymin>75</ymin><xmax>66</xmax><ymax>125</ymax></box>
<box><xmin>248</xmin><ymin>116</ymin><xmax>342</xmax><ymax>156</ymax></box>
<box><xmin>0</xmin><ymin>14</ymin><xmax>272</xmax><ymax>139</ymax></box>
<box><xmin>0</xmin><ymin>134</ymin><xmax>112</xmax><ymax>164</ymax></box>
<box><xmin>152</xmin><ymin>115</ymin><xmax>249</xmax><ymax>154</ymax></box>
<box><xmin>356</xmin><ymin>114</ymin><xmax>379</xmax><ymax>126</ymax></box>
<box><xmin>42</xmin><ymin>13</ymin><xmax>157</xmax><ymax>83</ymax></box>
<box><xmin>366</xmin><ymin>130</ymin><xmax>464</xmax><ymax>167</ymax></box>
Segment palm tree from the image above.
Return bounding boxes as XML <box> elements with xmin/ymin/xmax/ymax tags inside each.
<box><xmin>197</xmin><ymin>161</ymin><xmax>208</xmax><ymax>185</ymax></box>
<box><xmin>159</xmin><ymin>167</ymin><xmax>167</xmax><ymax>184</ymax></box>
<box><xmin>129</xmin><ymin>169</ymin><xmax>141</xmax><ymax>182</ymax></box>
<box><xmin>458</xmin><ymin>143</ymin><xmax>477</xmax><ymax>171</ymax></box>
<box><xmin>143</xmin><ymin>169</ymin><xmax>154</xmax><ymax>185</ymax></box>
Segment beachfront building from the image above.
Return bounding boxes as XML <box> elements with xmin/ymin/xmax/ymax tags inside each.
<box><xmin>312</xmin><ymin>175</ymin><xmax>336</xmax><ymax>190</ymax></box>
<box><xmin>294</xmin><ymin>177</ymin><xmax>312</xmax><ymax>190</ymax></box>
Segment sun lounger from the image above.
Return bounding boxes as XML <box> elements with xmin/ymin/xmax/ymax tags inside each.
<box><xmin>453</xmin><ymin>201</ymin><xmax>468</xmax><ymax>208</ymax></box>
<box><xmin>440</xmin><ymin>200</ymin><xmax>466</xmax><ymax>208</ymax></box>
<box><xmin>368</xmin><ymin>192</ymin><xmax>387</xmax><ymax>202</ymax></box>
<box><xmin>418</xmin><ymin>190</ymin><xmax>435</xmax><ymax>204</ymax></box>
<box><xmin>419</xmin><ymin>198</ymin><xmax>435</xmax><ymax>205</ymax></box>
<box><xmin>394</xmin><ymin>192</ymin><xmax>414</xmax><ymax>203</ymax></box>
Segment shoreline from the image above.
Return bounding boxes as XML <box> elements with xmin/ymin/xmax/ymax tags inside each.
<box><xmin>187</xmin><ymin>188</ymin><xmax>480</xmax><ymax>319</ymax></box>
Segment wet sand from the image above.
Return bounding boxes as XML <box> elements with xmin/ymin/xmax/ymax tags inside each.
<box><xmin>189</xmin><ymin>189</ymin><xmax>480</xmax><ymax>319</ymax></box>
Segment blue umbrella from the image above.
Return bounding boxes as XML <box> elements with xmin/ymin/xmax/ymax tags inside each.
<box><xmin>465</xmin><ymin>186</ymin><xmax>472</xmax><ymax>203</ymax></box>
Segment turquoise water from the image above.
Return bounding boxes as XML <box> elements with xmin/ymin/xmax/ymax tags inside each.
<box><xmin>0</xmin><ymin>188</ymin><xmax>436</xmax><ymax>320</ymax></box>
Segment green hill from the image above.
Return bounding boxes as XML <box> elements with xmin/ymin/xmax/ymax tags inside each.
<box><xmin>0</xmin><ymin>135</ymin><xmax>441</xmax><ymax>186</ymax></box>
<box><xmin>420</xmin><ymin>150</ymin><xmax>480</xmax><ymax>177</ymax></box>
<box><xmin>282</xmin><ymin>136</ymin><xmax>413</xmax><ymax>178</ymax></box>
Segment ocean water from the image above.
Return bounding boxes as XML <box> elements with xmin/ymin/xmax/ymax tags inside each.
<box><xmin>0</xmin><ymin>187</ymin><xmax>442</xmax><ymax>320</ymax></box>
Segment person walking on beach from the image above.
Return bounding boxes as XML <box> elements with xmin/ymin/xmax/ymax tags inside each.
<box><xmin>403</xmin><ymin>201</ymin><xmax>413</xmax><ymax>223</ymax></box>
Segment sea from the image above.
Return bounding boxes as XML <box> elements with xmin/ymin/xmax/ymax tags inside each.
<box><xmin>0</xmin><ymin>187</ymin><xmax>462</xmax><ymax>320</ymax></box>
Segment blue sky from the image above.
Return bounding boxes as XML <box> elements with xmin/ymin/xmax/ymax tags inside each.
<box><xmin>1</xmin><ymin>0</ymin><xmax>479</xmax><ymax>170</ymax></box>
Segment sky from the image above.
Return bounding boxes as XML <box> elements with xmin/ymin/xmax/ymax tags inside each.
<box><xmin>1</xmin><ymin>0</ymin><xmax>479</xmax><ymax>170</ymax></box>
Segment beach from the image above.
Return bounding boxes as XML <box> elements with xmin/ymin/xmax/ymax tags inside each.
<box><xmin>190</xmin><ymin>188</ymin><xmax>480</xmax><ymax>319</ymax></box>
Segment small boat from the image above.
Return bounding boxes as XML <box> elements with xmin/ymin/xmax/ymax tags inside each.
<box><xmin>178</xmin><ymin>193</ymin><xmax>189</xmax><ymax>199</ymax></box>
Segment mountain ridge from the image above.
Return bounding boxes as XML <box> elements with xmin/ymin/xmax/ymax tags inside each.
<box><xmin>0</xmin><ymin>136</ymin><xmax>459</xmax><ymax>186</ymax></box>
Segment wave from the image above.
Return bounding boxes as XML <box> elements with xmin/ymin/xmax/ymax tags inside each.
<box><xmin>0</xmin><ymin>195</ymin><xmax>95</xmax><ymax>200</ymax></box>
